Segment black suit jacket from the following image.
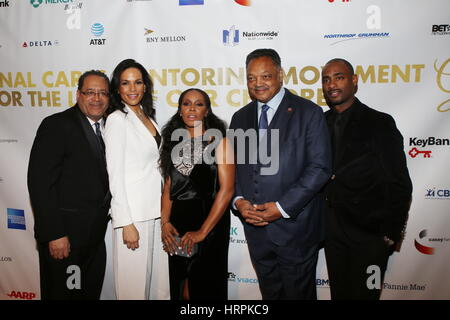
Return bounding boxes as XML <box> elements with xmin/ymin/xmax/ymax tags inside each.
<box><xmin>28</xmin><ymin>105</ymin><xmax>110</xmax><ymax>248</ymax></box>
<box><xmin>230</xmin><ymin>89</ymin><xmax>332</xmax><ymax>249</ymax></box>
<box><xmin>325</xmin><ymin>98</ymin><xmax>412</xmax><ymax>243</ymax></box>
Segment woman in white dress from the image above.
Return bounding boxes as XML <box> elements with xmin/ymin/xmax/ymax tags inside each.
<box><xmin>104</xmin><ymin>59</ymin><xmax>161</xmax><ymax>299</ymax></box>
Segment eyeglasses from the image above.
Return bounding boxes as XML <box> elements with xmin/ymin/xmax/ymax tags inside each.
<box><xmin>80</xmin><ymin>90</ymin><xmax>110</xmax><ymax>98</ymax></box>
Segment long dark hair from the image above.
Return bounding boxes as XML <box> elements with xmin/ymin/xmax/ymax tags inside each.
<box><xmin>159</xmin><ymin>88</ymin><xmax>227</xmax><ymax>179</ymax></box>
<box><xmin>107</xmin><ymin>59</ymin><xmax>156</xmax><ymax>120</ymax></box>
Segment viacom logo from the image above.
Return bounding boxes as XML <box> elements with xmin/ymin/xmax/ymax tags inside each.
<box><xmin>6</xmin><ymin>291</ymin><xmax>37</xmax><ymax>300</ymax></box>
<box><xmin>414</xmin><ymin>229</ymin><xmax>450</xmax><ymax>255</ymax></box>
<box><xmin>228</xmin><ymin>272</ymin><xmax>258</xmax><ymax>284</ymax></box>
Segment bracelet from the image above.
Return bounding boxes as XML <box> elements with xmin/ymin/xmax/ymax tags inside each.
<box><xmin>161</xmin><ymin>220</ymin><xmax>170</xmax><ymax>227</ymax></box>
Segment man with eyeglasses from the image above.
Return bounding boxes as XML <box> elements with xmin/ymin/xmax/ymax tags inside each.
<box><xmin>28</xmin><ymin>70</ymin><xmax>111</xmax><ymax>300</ymax></box>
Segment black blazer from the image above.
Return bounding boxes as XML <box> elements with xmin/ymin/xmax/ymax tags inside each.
<box><xmin>230</xmin><ymin>89</ymin><xmax>332</xmax><ymax>247</ymax></box>
<box><xmin>28</xmin><ymin>106</ymin><xmax>110</xmax><ymax>248</ymax></box>
<box><xmin>325</xmin><ymin>98</ymin><xmax>412</xmax><ymax>242</ymax></box>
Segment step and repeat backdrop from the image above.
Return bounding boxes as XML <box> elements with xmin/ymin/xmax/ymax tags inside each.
<box><xmin>0</xmin><ymin>0</ymin><xmax>449</xmax><ymax>300</ymax></box>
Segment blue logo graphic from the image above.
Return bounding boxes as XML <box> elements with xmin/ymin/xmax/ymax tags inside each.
<box><xmin>91</xmin><ymin>23</ymin><xmax>104</xmax><ymax>37</ymax></box>
<box><xmin>223</xmin><ymin>26</ymin><xmax>239</xmax><ymax>46</ymax></box>
<box><xmin>179</xmin><ymin>0</ymin><xmax>204</xmax><ymax>5</ymax></box>
<box><xmin>7</xmin><ymin>208</ymin><xmax>26</xmax><ymax>230</ymax></box>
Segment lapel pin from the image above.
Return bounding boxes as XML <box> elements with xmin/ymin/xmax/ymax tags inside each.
<box><xmin>287</xmin><ymin>107</ymin><xmax>293</xmax><ymax>112</ymax></box>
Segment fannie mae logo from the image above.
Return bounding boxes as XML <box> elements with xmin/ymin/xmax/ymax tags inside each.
<box><xmin>30</xmin><ymin>0</ymin><xmax>74</xmax><ymax>9</ymax></box>
<box><xmin>7</xmin><ymin>208</ymin><xmax>26</xmax><ymax>230</ymax></box>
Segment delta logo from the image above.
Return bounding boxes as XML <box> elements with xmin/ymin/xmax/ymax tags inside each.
<box><xmin>414</xmin><ymin>229</ymin><xmax>450</xmax><ymax>255</ymax></box>
<box><xmin>22</xmin><ymin>40</ymin><xmax>59</xmax><ymax>48</ymax></box>
<box><xmin>6</xmin><ymin>291</ymin><xmax>37</xmax><ymax>300</ymax></box>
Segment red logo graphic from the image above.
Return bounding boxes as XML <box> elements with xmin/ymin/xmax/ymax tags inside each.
<box><xmin>408</xmin><ymin>147</ymin><xmax>432</xmax><ymax>158</ymax></box>
<box><xmin>22</xmin><ymin>42</ymin><xmax>27</xmax><ymax>48</ymax></box>
<box><xmin>328</xmin><ymin>0</ymin><xmax>351</xmax><ymax>3</ymax></box>
<box><xmin>414</xmin><ymin>230</ymin><xmax>435</xmax><ymax>255</ymax></box>
<box><xmin>6</xmin><ymin>291</ymin><xmax>37</xmax><ymax>300</ymax></box>
<box><xmin>235</xmin><ymin>0</ymin><xmax>251</xmax><ymax>5</ymax></box>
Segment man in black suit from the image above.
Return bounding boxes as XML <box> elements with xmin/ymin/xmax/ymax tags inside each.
<box><xmin>229</xmin><ymin>49</ymin><xmax>332</xmax><ymax>299</ymax></box>
<box><xmin>321</xmin><ymin>58</ymin><xmax>412</xmax><ymax>300</ymax></box>
<box><xmin>28</xmin><ymin>70</ymin><xmax>111</xmax><ymax>300</ymax></box>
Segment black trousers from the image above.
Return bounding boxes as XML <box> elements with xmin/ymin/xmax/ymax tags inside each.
<box><xmin>38</xmin><ymin>241</ymin><xmax>106</xmax><ymax>300</ymax></box>
<box><xmin>324</xmin><ymin>208</ymin><xmax>391</xmax><ymax>300</ymax></box>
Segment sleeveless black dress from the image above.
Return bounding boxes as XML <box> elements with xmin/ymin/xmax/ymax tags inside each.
<box><xmin>168</xmin><ymin>137</ymin><xmax>230</xmax><ymax>300</ymax></box>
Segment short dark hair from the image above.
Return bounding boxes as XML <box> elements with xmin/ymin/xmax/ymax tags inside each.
<box><xmin>325</xmin><ymin>58</ymin><xmax>355</xmax><ymax>75</ymax></box>
<box><xmin>77</xmin><ymin>70</ymin><xmax>110</xmax><ymax>91</ymax></box>
<box><xmin>246</xmin><ymin>48</ymin><xmax>281</xmax><ymax>69</ymax></box>
<box><xmin>108</xmin><ymin>59</ymin><xmax>156</xmax><ymax>120</ymax></box>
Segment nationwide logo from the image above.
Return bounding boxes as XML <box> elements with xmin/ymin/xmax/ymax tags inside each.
<box><xmin>425</xmin><ymin>188</ymin><xmax>450</xmax><ymax>200</ymax></box>
<box><xmin>6</xmin><ymin>291</ymin><xmax>37</xmax><ymax>300</ymax></box>
<box><xmin>30</xmin><ymin>0</ymin><xmax>74</xmax><ymax>8</ymax></box>
<box><xmin>235</xmin><ymin>0</ymin><xmax>251</xmax><ymax>6</ymax></box>
<box><xmin>90</xmin><ymin>23</ymin><xmax>106</xmax><ymax>45</ymax></box>
<box><xmin>414</xmin><ymin>229</ymin><xmax>450</xmax><ymax>255</ymax></box>
<box><xmin>223</xmin><ymin>26</ymin><xmax>239</xmax><ymax>46</ymax></box>
<box><xmin>228</xmin><ymin>272</ymin><xmax>258</xmax><ymax>284</ymax></box>
<box><xmin>223</xmin><ymin>26</ymin><xmax>279</xmax><ymax>46</ymax></box>
<box><xmin>22</xmin><ymin>40</ymin><xmax>59</xmax><ymax>48</ymax></box>
<box><xmin>179</xmin><ymin>0</ymin><xmax>204</xmax><ymax>5</ymax></box>
<box><xmin>432</xmin><ymin>24</ymin><xmax>450</xmax><ymax>36</ymax></box>
<box><xmin>7</xmin><ymin>208</ymin><xmax>26</xmax><ymax>230</ymax></box>
<box><xmin>0</xmin><ymin>0</ymin><xmax>10</xmax><ymax>8</ymax></box>
<box><xmin>144</xmin><ymin>28</ymin><xmax>186</xmax><ymax>44</ymax></box>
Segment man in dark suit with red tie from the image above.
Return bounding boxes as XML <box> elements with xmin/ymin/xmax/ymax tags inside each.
<box><xmin>230</xmin><ymin>48</ymin><xmax>332</xmax><ymax>299</ymax></box>
<box><xmin>321</xmin><ymin>58</ymin><xmax>412</xmax><ymax>300</ymax></box>
<box><xmin>28</xmin><ymin>70</ymin><xmax>111</xmax><ymax>300</ymax></box>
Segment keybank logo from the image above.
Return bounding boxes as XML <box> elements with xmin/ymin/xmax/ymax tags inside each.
<box><xmin>7</xmin><ymin>208</ymin><xmax>26</xmax><ymax>230</ymax></box>
<box><xmin>30</xmin><ymin>0</ymin><xmax>74</xmax><ymax>8</ymax></box>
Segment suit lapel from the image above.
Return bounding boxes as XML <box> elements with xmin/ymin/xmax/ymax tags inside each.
<box><xmin>73</xmin><ymin>105</ymin><xmax>108</xmax><ymax>185</ymax></box>
<box><xmin>268</xmin><ymin>89</ymin><xmax>294</xmax><ymax>143</ymax></box>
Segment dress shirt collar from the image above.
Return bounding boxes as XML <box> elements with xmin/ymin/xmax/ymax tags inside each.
<box><xmin>257</xmin><ymin>87</ymin><xmax>285</xmax><ymax>113</ymax></box>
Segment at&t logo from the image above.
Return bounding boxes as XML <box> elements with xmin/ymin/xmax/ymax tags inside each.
<box><xmin>90</xmin><ymin>23</ymin><xmax>106</xmax><ymax>45</ymax></box>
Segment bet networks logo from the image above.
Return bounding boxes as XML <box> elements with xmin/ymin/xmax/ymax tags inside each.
<box><xmin>179</xmin><ymin>0</ymin><xmax>204</xmax><ymax>5</ymax></box>
<box><xmin>235</xmin><ymin>0</ymin><xmax>251</xmax><ymax>6</ymax></box>
<box><xmin>415</xmin><ymin>229</ymin><xmax>450</xmax><ymax>255</ymax></box>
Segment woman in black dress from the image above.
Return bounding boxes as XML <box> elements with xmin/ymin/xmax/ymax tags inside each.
<box><xmin>159</xmin><ymin>88</ymin><xmax>235</xmax><ymax>300</ymax></box>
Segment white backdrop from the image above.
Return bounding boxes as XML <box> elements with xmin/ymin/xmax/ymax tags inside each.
<box><xmin>1</xmin><ymin>0</ymin><xmax>449</xmax><ymax>300</ymax></box>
